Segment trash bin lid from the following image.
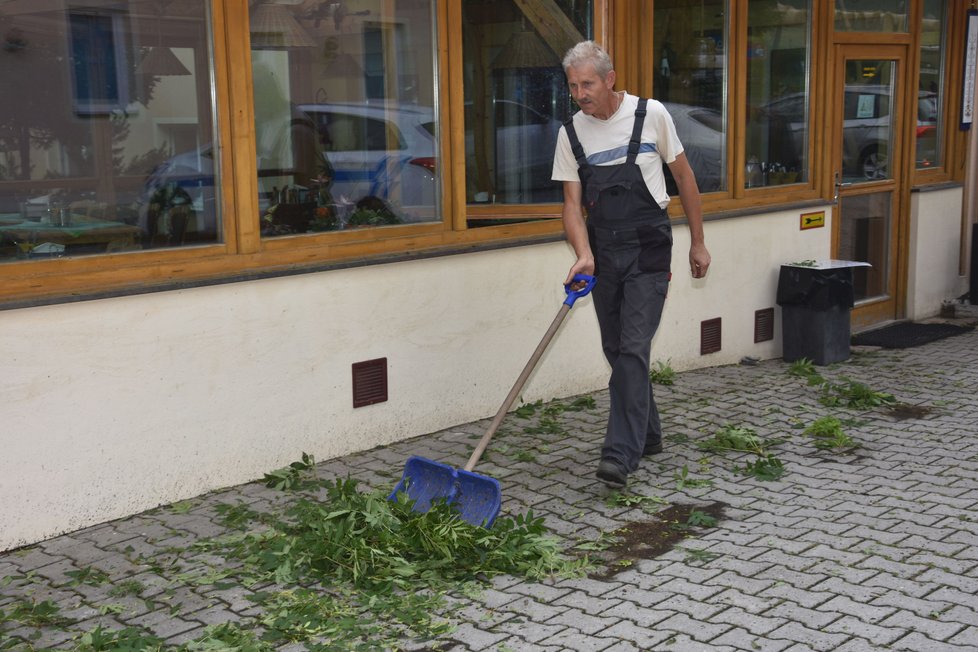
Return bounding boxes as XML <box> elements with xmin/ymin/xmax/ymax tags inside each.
<box><xmin>776</xmin><ymin>260</ymin><xmax>869</xmax><ymax>310</ymax></box>
<box><xmin>782</xmin><ymin>259</ymin><xmax>872</xmax><ymax>270</ymax></box>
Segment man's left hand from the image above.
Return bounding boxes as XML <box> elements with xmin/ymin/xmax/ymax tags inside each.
<box><xmin>690</xmin><ymin>243</ymin><xmax>711</xmax><ymax>279</ymax></box>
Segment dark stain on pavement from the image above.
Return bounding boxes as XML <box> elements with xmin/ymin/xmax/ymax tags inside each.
<box><xmin>589</xmin><ymin>501</ymin><xmax>728</xmax><ymax>580</ymax></box>
<box><xmin>886</xmin><ymin>403</ymin><xmax>936</xmax><ymax>420</ymax></box>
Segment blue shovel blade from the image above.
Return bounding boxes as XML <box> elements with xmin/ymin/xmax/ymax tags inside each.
<box><xmin>388</xmin><ymin>456</ymin><xmax>458</xmax><ymax>512</ymax></box>
<box><xmin>454</xmin><ymin>469</ymin><xmax>502</xmax><ymax>528</ymax></box>
<box><xmin>389</xmin><ymin>456</ymin><xmax>502</xmax><ymax>528</ymax></box>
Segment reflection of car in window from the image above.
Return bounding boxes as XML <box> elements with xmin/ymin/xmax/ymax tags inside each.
<box><xmin>139</xmin><ymin>104</ymin><xmax>439</xmax><ymax>232</ymax></box>
<box><xmin>463</xmin><ymin>99</ymin><xmax>563</xmax><ymax>204</ymax></box>
<box><xmin>490</xmin><ymin>99</ymin><xmax>562</xmax><ymax>203</ymax></box>
<box><xmin>662</xmin><ymin>102</ymin><xmax>725</xmax><ymax>194</ymax></box>
<box><xmin>297</xmin><ymin>103</ymin><xmax>438</xmax><ymax>215</ymax></box>
<box><xmin>764</xmin><ymin>88</ymin><xmax>938</xmax><ymax>181</ymax></box>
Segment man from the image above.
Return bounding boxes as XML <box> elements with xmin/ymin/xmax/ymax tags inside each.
<box><xmin>552</xmin><ymin>41</ymin><xmax>711</xmax><ymax>488</ymax></box>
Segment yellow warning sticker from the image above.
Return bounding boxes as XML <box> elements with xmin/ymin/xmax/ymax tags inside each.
<box><xmin>800</xmin><ymin>210</ymin><xmax>825</xmax><ymax>230</ymax></box>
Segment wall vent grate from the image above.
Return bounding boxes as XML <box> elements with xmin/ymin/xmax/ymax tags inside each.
<box><xmin>701</xmin><ymin>318</ymin><xmax>722</xmax><ymax>355</ymax></box>
<box><xmin>754</xmin><ymin>307</ymin><xmax>775</xmax><ymax>343</ymax></box>
<box><xmin>352</xmin><ymin>358</ymin><xmax>388</xmax><ymax>408</ymax></box>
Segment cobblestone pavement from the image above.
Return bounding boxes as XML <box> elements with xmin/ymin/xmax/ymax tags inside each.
<box><xmin>3</xmin><ymin>309</ymin><xmax>978</xmax><ymax>651</ymax></box>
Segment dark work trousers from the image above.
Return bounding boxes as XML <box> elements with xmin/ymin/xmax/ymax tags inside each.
<box><xmin>564</xmin><ymin>100</ymin><xmax>673</xmax><ymax>473</ymax></box>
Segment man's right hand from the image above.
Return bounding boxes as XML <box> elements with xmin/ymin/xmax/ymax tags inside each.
<box><xmin>565</xmin><ymin>258</ymin><xmax>595</xmax><ymax>287</ymax></box>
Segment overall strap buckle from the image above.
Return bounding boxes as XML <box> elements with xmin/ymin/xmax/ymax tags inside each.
<box><xmin>626</xmin><ymin>98</ymin><xmax>649</xmax><ymax>163</ymax></box>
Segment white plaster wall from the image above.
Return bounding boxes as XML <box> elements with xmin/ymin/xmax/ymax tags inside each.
<box><xmin>653</xmin><ymin>206</ymin><xmax>832</xmax><ymax>371</ymax></box>
<box><xmin>0</xmin><ymin>207</ymin><xmax>829</xmax><ymax>550</ymax></box>
<box><xmin>906</xmin><ymin>188</ymin><xmax>969</xmax><ymax>319</ymax></box>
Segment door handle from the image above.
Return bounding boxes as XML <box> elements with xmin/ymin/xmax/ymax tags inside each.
<box><xmin>834</xmin><ymin>173</ymin><xmax>852</xmax><ymax>201</ymax></box>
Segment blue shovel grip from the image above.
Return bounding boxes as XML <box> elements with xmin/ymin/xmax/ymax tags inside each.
<box><xmin>564</xmin><ymin>273</ymin><xmax>596</xmax><ymax>307</ymax></box>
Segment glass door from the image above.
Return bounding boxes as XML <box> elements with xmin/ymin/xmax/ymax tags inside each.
<box><xmin>831</xmin><ymin>45</ymin><xmax>908</xmax><ymax>329</ymax></box>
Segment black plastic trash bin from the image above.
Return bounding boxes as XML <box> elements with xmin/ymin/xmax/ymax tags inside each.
<box><xmin>776</xmin><ymin>261</ymin><xmax>867</xmax><ymax>365</ymax></box>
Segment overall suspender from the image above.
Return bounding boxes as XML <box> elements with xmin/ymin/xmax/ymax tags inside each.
<box><xmin>562</xmin><ymin>98</ymin><xmax>649</xmax><ymax>167</ymax></box>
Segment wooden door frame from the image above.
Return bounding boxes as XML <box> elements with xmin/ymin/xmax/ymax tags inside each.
<box><xmin>829</xmin><ymin>43</ymin><xmax>913</xmax><ymax>330</ymax></box>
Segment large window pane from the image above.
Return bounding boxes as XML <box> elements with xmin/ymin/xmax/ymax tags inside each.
<box><xmin>835</xmin><ymin>1</ymin><xmax>907</xmax><ymax>32</ymax></box>
<box><xmin>746</xmin><ymin>0</ymin><xmax>811</xmax><ymax>188</ymax></box>
<box><xmin>842</xmin><ymin>60</ymin><xmax>896</xmax><ymax>182</ymax></box>
<box><xmin>917</xmin><ymin>0</ymin><xmax>945</xmax><ymax>170</ymax></box>
<box><xmin>462</xmin><ymin>0</ymin><xmax>590</xmax><ymax>219</ymax></box>
<box><xmin>653</xmin><ymin>0</ymin><xmax>727</xmax><ymax>194</ymax></box>
<box><xmin>251</xmin><ymin>1</ymin><xmax>437</xmax><ymax>237</ymax></box>
<box><xmin>0</xmin><ymin>1</ymin><xmax>217</xmax><ymax>262</ymax></box>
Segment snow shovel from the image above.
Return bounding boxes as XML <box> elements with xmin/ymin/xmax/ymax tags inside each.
<box><xmin>389</xmin><ymin>274</ymin><xmax>596</xmax><ymax>527</ymax></box>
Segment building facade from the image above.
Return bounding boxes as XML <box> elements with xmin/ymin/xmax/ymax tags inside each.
<box><xmin>1</xmin><ymin>0</ymin><xmax>974</xmax><ymax>550</ymax></box>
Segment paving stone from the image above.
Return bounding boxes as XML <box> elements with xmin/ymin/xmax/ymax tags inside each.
<box><xmin>764</xmin><ymin>600</ymin><xmax>843</xmax><ymax>630</ymax></box>
<box><xmin>822</xmin><ymin>614</ymin><xmax>908</xmax><ymax>646</ymax></box>
<box><xmin>710</xmin><ymin>604</ymin><xmax>789</xmax><ymax>636</ymax></box>
<box><xmin>187</xmin><ymin>605</ymin><xmax>241</xmax><ymax>626</ymax></box>
<box><xmin>766</xmin><ymin>621</ymin><xmax>852</xmax><ymax>651</ymax></box>
<box><xmin>457</xmin><ymin>602</ymin><xmax>518</xmax><ymax>629</ymax></box>
<box><xmin>509</xmin><ymin>582</ymin><xmax>574</xmax><ymax>604</ymax></box>
<box><xmin>924</xmin><ymin>584</ymin><xmax>978</xmax><ymax>610</ymax></box>
<box><xmin>600</xmin><ymin>641</ymin><xmax>641</xmax><ymax>652</ymax></box>
<box><xmin>544</xmin><ymin>609</ymin><xmax>620</xmax><ymax>637</ymax></box>
<box><xmin>808</xmin><ymin>576</ymin><xmax>888</xmax><ymax>603</ymax></box>
<box><xmin>552</xmin><ymin>576</ymin><xmax>623</xmax><ymax>598</ymax></box>
<box><xmin>493</xmin><ymin>619</ymin><xmax>568</xmax><ymax>645</ymax></box>
<box><xmin>500</xmin><ymin>597</ymin><xmax>568</xmax><ymax>623</ymax></box>
<box><xmin>914</xmin><ymin>567</ymin><xmax>978</xmax><ymax>594</ymax></box>
<box><xmin>28</xmin><ymin>557</ymin><xmax>85</xmax><ymax>587</ymax></box>
<box><xmin>947</xmin><ymin>624</ymin><xmax>978</xmax><ymax>649</ymax></box>
<box><xmin>5</xmin><ymin>547</ymin><xmax>67</xmax><ymax>572</ymax></box>
<box><xmin>878</xmin><ymin>610</ymin><xmax>966</xmax><ymax>641</ymax></box>
<box><xmin>710</xmin><ymin>588</ymin><xmax>780</xmax><ymax>615</ymax></box>
<box><xmin>38</xmin><ymin>537</ymin><xmax>115</xmax><ymax>565</ymax></box>
<box><xmin>466</xmin><ymin>587</ymin><xmax>524</xmax><ymax>611</ymax></box>
<box><xmin>891</xmin><ymin>632</ymin><xmax>978</xmax><ymax>651</ymax></box>
<box><xmin>905</xmin><ymin>551</ymin><xmax>978</xmax><ymax>576</ymax></box>
<box><xmin>595</xmin><ymin>603</ymin><xmax>669</xmax><ymax>635</ymax></box>
<box><xmin>3</xmin><ymin>625</ymin><xmax>76</xmax><ymax>650</ymax></box>
<box><xmin>831</xmin><ymin>636</ymin><xmax>898</xmax><ymax>652</ymax></box>
<box><xmin>709</xmin><ymin>626</ymin><xmax>795</xmax><ymax>651</ymax></box>
<box><xmin>708</xmin><ymin>571</ymin><xmax>776</xmax><ymax>596</ymax></box>
<box><xmin>163</xmin><ymin>624</ymin><xmax>210</xmax><ymax>646</ymax></box>
<box><xmin>552</xmin><ymin>592</ymin><xmax>621</xmax><ymax>616</ymax></box>
<box><xmin>654</xmin><ymin>612</ymin><xmax>732</xmax><ymax>642</ymax></box>
<box><xmin>817</xmin><ymin>595</ymin><xmax>896</xmax><ymax>624</ymax></box>
<box><xmin>542</xmin><ymin>628</ymin><xmax>616</xmax><ymax>651</ymax></box>
<box><xmin>127</xmin><ymin>608</ymin><xmax>203</xmax><ymax>639</ymax></box>
<box><xmin>655</xmin><ymin>576</ymin><xmax>725</xmax><ymax>602</ymax></box>
<box><xmin>594</xmin><ymin>619</ymin><xmax>678</xmax><ymax>649</ymax></box>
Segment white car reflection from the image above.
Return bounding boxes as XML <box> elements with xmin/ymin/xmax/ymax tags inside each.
<box><xmin>763</xmin><ymin>88</ymin><xmax>939</xmax><ymax>181</ymax></box>
<box><xmin>662</xmin><ymin>102</ymin><xmax>725</xmax><ymax>193</ymax></box>
<box><xmin>296</xmin><ymin>102</ymin><xmax>438</xmax><ymax>213</ymax></box>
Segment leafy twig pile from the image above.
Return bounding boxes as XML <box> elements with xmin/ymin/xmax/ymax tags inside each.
<box><xmin>788</xmin><ymin>358</ymin><xmax>896</xmax><ymax>409</ymax></box>
<box><xmin>193</xmin><ymin>474</ymin><xmax>589</xmax><ymax>648</ymax></box>
<box><xmin>2</xmin><ymin>457</ymin><xmax>590</xmax><ymax>651</ymax></box>
<box><xmin>697</xmin><ymin>424</ymin><xmax>787</xmax><ymax>481</ymax></box>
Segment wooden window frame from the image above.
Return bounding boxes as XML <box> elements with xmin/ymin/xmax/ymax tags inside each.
<box><xmin>0</xmin><ymin>0</ymin><xmax>607</xmax><ymax>305</ymax></box>
<box><xmin>1</xmin><ymin>0</ymin><xmax>968</xmax><ymax>306</ymax></box>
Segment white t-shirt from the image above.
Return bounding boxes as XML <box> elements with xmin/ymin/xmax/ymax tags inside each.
<box><xmin>552</xmin><ymin>92</ymin><xmax>683</xmax><ymax>209</ymax></box>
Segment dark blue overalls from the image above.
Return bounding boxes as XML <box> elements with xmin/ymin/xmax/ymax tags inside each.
<box><xmin>564</xmin><ymin>99</ymin><xmax>673</xmax><ymax>473</ymax></box>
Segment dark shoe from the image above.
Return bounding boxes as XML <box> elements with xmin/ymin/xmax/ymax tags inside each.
<box><xmin>643</xmin><ymin>439</ymin><xmax>663</xmax><ymax>456</ymax></box>
<box><xmin>596</xmin><ymin>458</ymin><xmax>628</xmax><ymax>488</ymax></box>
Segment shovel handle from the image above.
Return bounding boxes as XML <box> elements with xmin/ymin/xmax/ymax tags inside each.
<box><xmin>564</xmin><ymin>273</ymin><xmax>596</xmax><ymax>306</ymax></box>
<box><xmin>464</xmin><ymin>276</ymin><xmax>593</xmax><ymax>472</ymax></box>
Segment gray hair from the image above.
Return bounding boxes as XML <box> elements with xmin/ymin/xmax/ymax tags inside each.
<box><xmin>562</xmin><ymin>40</ymin><xmax>613</xmax><ymax>77</ymax></box>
